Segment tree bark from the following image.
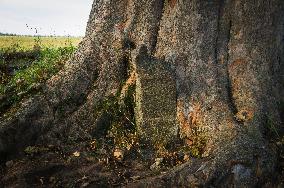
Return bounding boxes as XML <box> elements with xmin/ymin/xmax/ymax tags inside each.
<box><xmin>1</xmin><ymin>0</ymin><xmax>283</xmax><ymax>186</ymax></box>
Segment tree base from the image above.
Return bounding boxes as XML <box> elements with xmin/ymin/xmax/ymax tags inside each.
<box><xmin>0</xmin><ymin>140</ymin><xmax>282</xmax><ymax>187</ymax></box>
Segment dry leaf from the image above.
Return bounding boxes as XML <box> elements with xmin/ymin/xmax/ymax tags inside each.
<box><xmin>73</xmin><ymin>151</ymin><xmax>80</xmax><ymax>157</ymax></box>
<box><xmin>113</xmin><ymin>148</ymin><xmax>124</xmax><ymax>161</ymax></box>
<box><xmin>185</xmin><ymin>138</ymin><xmax>193</xmax><ymax>146</ymax></box>
<box><xmin>183</xmin><ymin>154</ymin><xmax>190</xmax><ymax>162</ymax></box>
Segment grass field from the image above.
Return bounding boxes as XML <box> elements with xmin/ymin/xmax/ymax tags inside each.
<box><xmin>0</xmin><ymin>36</ymin><xmax>81</xmax><ymax>115</ymax></box>
<box><xmin>0</xmin><ymin>36</ymin><xmax>82</xmax><ymax>52</ymax></box>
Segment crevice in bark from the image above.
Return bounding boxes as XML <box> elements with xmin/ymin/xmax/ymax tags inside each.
<box><xmin>0</xmin><ymin>126</ymin><xmax>17</xmax><ymax>163</ymax></box>
<box><xmin>225</xmin><ymin>21</ymin><xmax>239</xmax><ymax>116</ymax></box>
<box><xmin>53</xmin><ymin>65</ymin><xmax>99</xmax><ymax>112</ymax></box>
<box><xmin>53</xmin><ymin>93</ymin><xmax>88</xmax><ymax>119</ymax></box>
<box><xmin>278</xmin><ymin>19</ymin><xmax>284</xmax><ymax>126</ymax></box>
<box><xmin>122</xmin><ymin>38</ymin><xmax>136</xmax><ymax>51</ymax></box>
<box><xmin>214</xmin><ymin>0</ymin><xmax>225</xmax><ymax>65</ymax></box>
<box><xmin>0</xmin><ymin>152</ymin><xmax>7</xmax><ymax>164</ymax></box>
<box><xmin>150</xmin><ymin>0</ymin><xmax>165</xmax><ymax>55</ymax></box>
<box><xmin>214</xmin><ymin>1</ymin><xmax>238</xmax><ymax>115</ymax></box>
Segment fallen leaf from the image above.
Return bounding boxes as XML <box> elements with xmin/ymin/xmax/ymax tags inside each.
<box><xmin>185</xmin><ymin>138</ymin><xmax>193</xmax><ymax>146</ymax></box>
<box><xmin>113</xmin><ymin>148</ymin><xmax>124</xmax><ymax>161</ymax></box>
<box><xmin>183</xmin><ymin>154</ymin><xmax>190</xmax><ymax>162</ymax></box>
<box><xmin>73</xmin><ymin>151</ymin><xmax>80</xmax><ymax>157</ymax></box>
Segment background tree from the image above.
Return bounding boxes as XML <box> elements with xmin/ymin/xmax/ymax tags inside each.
<box><xmin>0</xmin><ymin>0</ymin><xmax>283</xmax><ymax>186</ymax></box>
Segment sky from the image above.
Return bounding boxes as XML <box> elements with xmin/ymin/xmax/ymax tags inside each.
<box><xmin>0</xmin><ymin>0</ymin><xmax>93</xmax><ymax>36</ymax></box>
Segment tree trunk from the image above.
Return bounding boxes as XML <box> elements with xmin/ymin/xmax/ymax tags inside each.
<box><xmin>1</xmin><ymin>0</ymin><xmax>283</xmax><ymax>187</ymax></box>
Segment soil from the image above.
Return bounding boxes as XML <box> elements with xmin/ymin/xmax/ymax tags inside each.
<box><xmin>0</xmin><ymin>140</ymin><xmax>189</xmax><ymax>187</ymax></box>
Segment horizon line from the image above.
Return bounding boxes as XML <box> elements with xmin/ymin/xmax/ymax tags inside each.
<box><xmin>0</xmin><ymin>32</ymin><xmax>84</xmax><ymax>38</ymax></box>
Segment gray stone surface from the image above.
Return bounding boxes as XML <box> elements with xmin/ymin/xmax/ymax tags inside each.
<box><xmin>134</xmin><ymin>47</ymin><xmax>177</xmax><ymax>144</ymax></box>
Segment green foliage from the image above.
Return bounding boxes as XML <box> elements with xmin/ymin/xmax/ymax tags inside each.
<box><xmin>189</xmin><ymin>130</ymin><xmax>207</xmax><ymax>158</ymax></box>
<box><xmin>107</xmin><ymin>84</ymin><xmax>137</xmax><ymax>150</ymax></box>
<box><xmin>95</xmin><ymin>83</ymin><xmax>137</xmax><ymax>151</ymax></box>
<box><xmin>0</xmin><ymin>45</ymin><xmax>77</xmax><ymax>114</ymax></box>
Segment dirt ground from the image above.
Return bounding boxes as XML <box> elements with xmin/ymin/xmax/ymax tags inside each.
<box><xmin>0</xmin><ymin>140</ymin><xmax>189</xmax><ymax>187</ymax></box>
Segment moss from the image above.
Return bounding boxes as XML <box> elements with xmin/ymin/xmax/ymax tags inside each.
<box><xmin>134</xmin><ymin>54</ymin><xmax>177</xmax><ymax>153</ymax></box>
<box><xmin>24</xmin><ymin>146</ymin><xmax>50</xmax><ymax>156</ymax></box>
<box><xmin>188</xmin><ymin>127</ymin><xmax>208</xmax><ymax>158</ymax></box>
<box><xmin>93</xmin><ymin>78</ymin><xmax>137</xmax><ymax>151</ymax></box>
<box><xmin>108</xmin><ymin>84</ymin><xmax>137</xmax><ymax>150</ymax></box>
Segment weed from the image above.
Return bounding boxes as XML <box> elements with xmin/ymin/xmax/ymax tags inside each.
<box><xmin>93</xmin><ymin>76</ymin><xmax>137</xmax><ymax>152</ymax></box>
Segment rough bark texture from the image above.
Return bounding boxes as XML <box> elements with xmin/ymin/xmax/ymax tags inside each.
<box><xmin>1</xmin><ymin>0</ymin><xmax>283</xmax><ymax>187</ymax></box>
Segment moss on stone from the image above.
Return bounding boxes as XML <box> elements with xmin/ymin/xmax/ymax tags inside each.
<box><xmin>134</xmin><ymin>50</ymin><xmax>178</xmax><ymax>150</ymax></box>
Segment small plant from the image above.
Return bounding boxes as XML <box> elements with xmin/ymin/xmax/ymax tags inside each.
<box><xmin>107</xmin><ymin>83</ymin><xmax>137</xmax><ymax>150</ymax></box>
<box><xmin>93</xmin><ymin>75</ymin><xmax>137</xmax><ymax>154</ymax></box>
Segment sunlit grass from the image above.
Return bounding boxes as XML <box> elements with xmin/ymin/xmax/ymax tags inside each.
<box><xmin>0</xmin><ymin>36</ymin><xmax>79</xmax><ymax>114</ymax></box>
<box><xmin>0</xmin><ymin>36</ymin><xmax>81</xmax><ymax>52</ymax></box>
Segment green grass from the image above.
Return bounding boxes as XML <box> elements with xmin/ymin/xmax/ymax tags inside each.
<box><xmin>0</xmin><ymin>36</ymin><xmax>81</xmax><ymax>52</ymax></box>
<box><xmin>0</xmin><ymin>36</ymin><xmax>80</xmax><ymax>115</ymax></box>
